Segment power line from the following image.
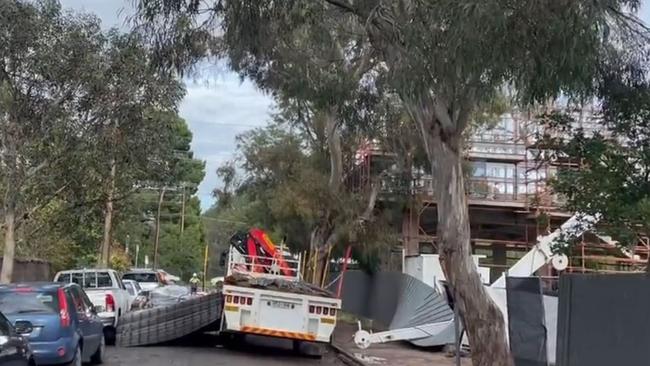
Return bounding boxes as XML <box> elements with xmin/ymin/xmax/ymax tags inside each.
<box><xmin>155</xmin><ymin>212</ymin><xmax>249</xmax><ymax>225</ymax></box>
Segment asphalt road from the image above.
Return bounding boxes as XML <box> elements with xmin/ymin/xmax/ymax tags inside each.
<box><xmin>104</xmin><ymin>335</ymin><xmax>346</xmax><ymax>366</ymax></box>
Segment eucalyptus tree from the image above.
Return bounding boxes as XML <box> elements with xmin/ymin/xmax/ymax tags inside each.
<box><xmin>134</xmin><ymin>0</ymin><xmax>646</xmax><ymax>363</ymax></box>
<box><xmin>61</xmin><ymin>31</ymin><xmax>185</xmax><ymax>268</ymax></box>
<box><xmin>0</xmin><ymin>0</ymin><xmax>104</xmax><ymax>282</ymax></box>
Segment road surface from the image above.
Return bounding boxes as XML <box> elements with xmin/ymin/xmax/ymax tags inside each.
<box><xmin>105</xmin><ymin>335</ymin><xmax>346</xmax><ymax>366</ymax></box>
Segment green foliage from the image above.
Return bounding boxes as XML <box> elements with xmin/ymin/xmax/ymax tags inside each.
<box><xmin>548</xmin><ymin>57</ymin><xmax>650</xmax><ymax>248</ymax></box>
<box><xmin>0</xmin><ymin>1</ymin><xmax>204</xmax><ymax>279</ymax></box>
<box><xmin>111</xmin><ymin>117</ymin><xmax>206</xmax><ymax>277</ymax></box>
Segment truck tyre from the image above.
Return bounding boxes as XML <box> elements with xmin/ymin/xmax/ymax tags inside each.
<box><xmin>292</xmin><ymin>340</ymin><xmax>302</xmax><ymax>354</ymax></box>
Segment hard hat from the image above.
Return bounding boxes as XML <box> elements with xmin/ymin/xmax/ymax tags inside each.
<box><xmin>193</xmin><ymin>273</ymin><xmax>197</xmax><ymax>277</ymax></box>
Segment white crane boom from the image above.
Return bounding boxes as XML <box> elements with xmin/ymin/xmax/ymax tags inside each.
<box><xmin>491</xmin><ymin>213</ymin><xmax>599</xmax><ymax>288</ymax></box>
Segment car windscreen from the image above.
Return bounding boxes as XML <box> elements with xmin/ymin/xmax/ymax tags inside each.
<box><xmin>0</xmin><ymin>291</ymin><xmax>58</xmax><ymax>315</ymax></box>
<box><xmin>57</xmin><ymin>272</ymin><xmax>113</xmax><ymax>289</ymax></box>
<box><xmin>123</xmin><ymin>273</ymin><xmax>158</xmax><ymax>283</ymax></box>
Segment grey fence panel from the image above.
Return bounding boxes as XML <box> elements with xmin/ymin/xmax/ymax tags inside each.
<box><xmin>506</xmin><ymin>277</ymin><xmax>548</xmax><ymax>366</ymax></box>
<box><xmin>556</xmin><ymin>273</ymin><xmax>650</xmax><ymax>366</ymax></box>
<box><xmin>0</xmin><ymin>258</ymin><xmax>52</xmax><ymax>281</ymax></box>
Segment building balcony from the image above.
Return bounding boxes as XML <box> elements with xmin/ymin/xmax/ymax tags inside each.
<box><xmin>379</xmin><ymin>174</ymin><xmax>561</xmax><ymax>209</ymax></box>
<box><xmin>467</xmin><ymin>140</ymin><xmax>528</xmax><ymax>163</ymax></box>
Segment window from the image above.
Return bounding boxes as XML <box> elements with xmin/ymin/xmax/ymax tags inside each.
<box><xmin>0</xmin><ymin>313</ymin><xmax>12</xmax><ymax>336</ymax></box>
<box><xmin>80</xmin><ymin>289</ymin><xmax>95</xmax><ymax>311</ymax></box>
<box><xmin>472</xmin><ymin>161</ymin><xmax>486</xmax><ymax>177</ymax></box>
<box><xmin>69</xmin><ymin>287</ymin><xmax>84</xmax><ymax>313</ymax></box>
<box><xmin>56</xmin><ymin>273</ymin><xmax>71</xmax><ymax>283</ymax></box>
<box><xmin>0</xmin><ymin>291</ymin><xmax>58</xmax><ymax>315</ymax></box>
<box><xmin>123</xmin><ymin>273</ymin><xmax>158</xmax><ymax>283</ymax></box>
<box><xmin>96</xmin><ymin>273</ymin><xmax>113</xmax><ymax>288</ymax></box>
<box><xmin>116</xmin><ymin>276</ymin><xmax>126</xmax><ymax>290</ymax></box>
<box><xmin>124</xmin><ymin>283</ymin><xmax>136</xmax><ymax>296</ymax></box>
<box><xmin>58</xmin><ymin>271</ymin><xmax>114</xmax><ymax>289</ymax></box>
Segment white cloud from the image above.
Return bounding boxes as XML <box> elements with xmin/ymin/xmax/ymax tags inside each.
<box><xmin>59</xmin><ymin>0</ymin><xmax>275</xmax><ymax>210</ymax></box>
<box><xmin>180</xmin><ymin>77</ymin><xmax>274</xmax><ymax>210</ymax></box>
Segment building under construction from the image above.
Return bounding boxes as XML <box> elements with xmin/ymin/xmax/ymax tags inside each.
<box><xmin>351</xmin><ymin>108</ymin><xmax>649</xmax><ymax>282</ymax></box>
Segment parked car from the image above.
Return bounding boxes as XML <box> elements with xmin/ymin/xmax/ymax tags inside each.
<box><xmin>0</xmin><ymin>283</ymin><xmax>104</xmax><ymax>365</ymax></box>
<box><xmin>0</xmin><ymin>310</ymin><xmax>34</xmax><ymax>366</ymax></box>
<box><xmin>122</xmin><ymin>269</ymin><xmax>165</xmax><ymax>292</ymax></box>
<box><xmin>122</xmin><ymin>280</ymin><xmax>151</xmax><ymax>310</ymax></box>
<box><xmin>54</xmin><ymin>269</ymin><xmax>130</xmax><ymax>345</ymax></box>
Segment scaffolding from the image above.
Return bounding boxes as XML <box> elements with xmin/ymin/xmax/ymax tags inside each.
<box><xmin>348</xmin><ymin>107</ymin><xmax>649</xmax><ymax>281</ymax></box>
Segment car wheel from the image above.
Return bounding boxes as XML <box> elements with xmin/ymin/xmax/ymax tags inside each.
<box><xmin>90</xmin><ymin>335</ymin><xmax>105</xmax><ymax>364</ymax></box>
<box><xmin>67</xmin><ymin>345</ymin><xmax>82</xmax><ymax>366</ymax></box>
<box><xmin>104</xmin><ymin>327</ymin><xmax>116</xmax><ymax>346</ymax></box>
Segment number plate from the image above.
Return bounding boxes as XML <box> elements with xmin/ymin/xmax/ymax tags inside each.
<box><xmin>268</xmin><ymin>300</ymin><xmax>293</xmax><ymax>310</ymax></box>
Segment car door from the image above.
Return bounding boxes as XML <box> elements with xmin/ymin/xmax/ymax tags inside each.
<box><xmin>78</xmin><ymin>289</ymin><xmax>104</xmax><ymax>348</ymax></box>
<box><xmin>69</xmin><ymin>286</ymin><xmax>100</xmax><ymax>360</ymax></box>
<box><xmin>0</xmin><ymin>312</ymin><xmax>29</xmax><ymax>366</ymax></box>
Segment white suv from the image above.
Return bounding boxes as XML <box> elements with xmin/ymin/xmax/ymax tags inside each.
<box><xmin>122</xmin><ymin>269</ymin><xmax>165</xmax><ymax>292</ymax></box>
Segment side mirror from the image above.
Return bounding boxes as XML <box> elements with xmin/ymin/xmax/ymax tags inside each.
<box><xmin>14</xmin><ymin>321</ymin><xmax>33</xmax><ymax>335</ymax></box>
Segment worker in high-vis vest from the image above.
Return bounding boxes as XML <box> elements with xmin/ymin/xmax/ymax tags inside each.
<box><xmin>189</xmin><ymin>273</ymin><xmax>200</xmax><ymax>294</ymax></box>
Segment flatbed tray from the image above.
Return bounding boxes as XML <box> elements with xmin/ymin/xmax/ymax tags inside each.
<box><xmin>224</xmin><ymin>272</ymin><xmax>335</xmax><ymax>298</ymax></box>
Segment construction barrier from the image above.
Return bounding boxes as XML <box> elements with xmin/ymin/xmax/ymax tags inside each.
<box><xmin>117</xmin><ymin>292</ymin><xmax>222</xmax><ymax>347</ymax></box>
<box><xmin>0</xmin><ymin>258</ymin><xmax>52</xmax><ymax>281</ymax></box>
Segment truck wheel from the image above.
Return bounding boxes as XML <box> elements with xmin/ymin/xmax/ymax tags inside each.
<box><xmin>292</xmin><ymin>340</ymin><xmax>302</xmax><ymax>354</ymax></box>
<box><xmin>220</xmin><ymin>332</ymin><xmax>245</xmax><ymax>349</ymax></box>
<box><xmin>104</xmin><ymin>327</ymin><xmax>116</xmax><ymax>346</ymax></box>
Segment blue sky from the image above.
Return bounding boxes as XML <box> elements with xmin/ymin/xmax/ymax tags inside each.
<box><xmin>60</xmin><ymin>0</ymin><xmax>650</xmax><ymax>210</ymax></box>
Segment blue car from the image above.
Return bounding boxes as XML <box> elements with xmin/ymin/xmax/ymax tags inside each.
<box><xmin>0</xmin><ymin>283</ymin><xmax>105</xmax><ymax>365</ymax></box>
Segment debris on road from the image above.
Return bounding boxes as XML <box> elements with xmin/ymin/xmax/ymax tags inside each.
<box><xmin>116</xmin><ymin>292</ymin><xmax>221</xmax><ymax>347</ymax></box>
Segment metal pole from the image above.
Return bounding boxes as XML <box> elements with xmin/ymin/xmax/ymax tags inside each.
<box><xmin>180</xmin><ymin>186</ymin><xmax>186</xmax><ymax>234</ymax></box>
<box><xmin>135</xmin><ymin>244</ymin><xmax>140</xmax><ymax>268</ymax></box>
<box><xmin>203</xmin><ymin>244</ymin><xmax>209</xmax><ymax>291</ymax></box>
<box><xmin>453</xmin><ymin>287</ymin><xmax>461</xmax><ymax>366</ymax></box>
<box><xmin>153</xmin><ymin>187</ymin><xmax>166</xmax><ymax>269</ymax></box>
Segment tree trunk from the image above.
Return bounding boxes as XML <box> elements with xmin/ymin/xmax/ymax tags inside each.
<box><xmin>305</xmin><ymin>108</ymin><xmax>342</xmax><ymax>286</ymax></box>
<box><xmin>427</xmin><ymin>127</ymin><xmax>513</xmax><ymax>366</ymax></box>
<box><xmin>1</xmin><ymin>202</ymin><xmax>17</xmax><ymax>284</ymax></box>
<box><xmin>99</xmin><ymin>159</ymin><xmax>117</xmax><ymax>268</ymax></box>
<box><xmin>1</xmin><ymin>136</ymin><xmax>19</xmax><ymax>284</ymax></box>
<box><xmin>325</xmin><ymin>109</ymin><xmax>343</xmax><ymax>192</ymax></box>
